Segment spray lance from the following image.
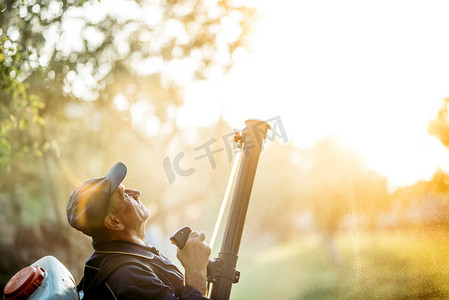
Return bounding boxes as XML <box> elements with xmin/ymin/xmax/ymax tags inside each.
<box><xmin>170</xmin><ymin>119</ymin><xmax>271</xmax><ymax>300</ymax></box>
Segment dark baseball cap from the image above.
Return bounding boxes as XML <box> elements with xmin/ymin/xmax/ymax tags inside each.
<box><xmin>66</xmin><ymin>162</ymin><xmax>127</xmax><ymax>236</ymax></box>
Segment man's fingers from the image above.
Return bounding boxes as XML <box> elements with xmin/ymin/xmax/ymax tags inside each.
<box><xmin>184</xmin><ymin>230</ymin><xmax>207</xmax><ymax>249</ymax></box>
<box><xmin>189</xmin><ymin>230</ymin><xmax>199</xmax><ymax>238</ymax></box>
<box><xmin>188</xmin><ymin>230</ymin><xmax>206</xmax><ymax>241</ymax></box>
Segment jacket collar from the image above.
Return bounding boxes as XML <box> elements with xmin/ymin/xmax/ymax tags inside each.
<box><xmin>92</xmin><ymin>240</ymin><xmax>159</xmax><ymax>259</ymax></box>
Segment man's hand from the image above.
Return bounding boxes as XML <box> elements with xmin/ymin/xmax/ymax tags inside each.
<box><xmin>177</xmin><ymin>230</ymin><xmax>211</xmax><ymax>296</ymax></box>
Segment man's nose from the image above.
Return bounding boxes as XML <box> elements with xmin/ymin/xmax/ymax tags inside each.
<box><xmin>127</xmin><ymin>189</ymin><xmax>141</xmax><ymax>198</ymax></box>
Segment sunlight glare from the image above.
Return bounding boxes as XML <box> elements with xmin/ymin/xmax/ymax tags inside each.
<box><xmin>178</xmin><ymin>0</ymin><xmax>449</xmax><ymax>189</ymax></box>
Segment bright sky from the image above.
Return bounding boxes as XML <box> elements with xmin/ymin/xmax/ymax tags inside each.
<box><xmin>177</xmin><ymin>0</ymin><xmax>449</xmax><ymax>189</ymax></box>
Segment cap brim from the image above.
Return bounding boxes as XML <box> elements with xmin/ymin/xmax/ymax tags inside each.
<box><xmin>104</xmin><ymin>162</ymin><xmax>127</xmax><ymax>193</ymax></box>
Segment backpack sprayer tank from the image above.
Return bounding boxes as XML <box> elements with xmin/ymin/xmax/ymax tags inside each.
<box><xmin>3</xmin><ymin>256</ymin><xmax>79</xmax><ymax>300</ymax></box>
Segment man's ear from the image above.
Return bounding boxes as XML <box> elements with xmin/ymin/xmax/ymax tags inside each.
<box><xmin>104</xmin><ymin>215</ymin><xmax>125</xmax><ymax>231</ymax></box>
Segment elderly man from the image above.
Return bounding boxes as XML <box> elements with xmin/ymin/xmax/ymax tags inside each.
<box><xmin>67</xmin><ymin>162</ymin><xmax>211</xmax><ymax>299</ymax></box>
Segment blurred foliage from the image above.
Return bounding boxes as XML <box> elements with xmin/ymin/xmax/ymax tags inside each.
<box><xmin>430</xmin><ymin>169</ymin><xmax>449</xmax><ymax>194</ymax></box>
<box><xmin>429</xmin><ymin>98</ymin><xmax>449</xmax><ymax>147</ymax></box>
<box><xmin>303</xmin><ymin>137</ymin><xmax>390</xmax><ymax>235</ymax></box>
<box><xmin>0</xmin><ymin>22</ymin><xmax>44</xmax><ymax>171</ymax></box>
<box><xmin>0</xmin><ymin>0</ymin><xmax>256</xmax><ymax>227</ymax></box>
<box><xmin>390</xmin><ymin>171</ymin><xmax>449</xmax><ymax>228</ymax></box>
<box><xmin>0</xmin><ymin>0</ymin><xmax>257</xmax><ymax>291</ymax></box>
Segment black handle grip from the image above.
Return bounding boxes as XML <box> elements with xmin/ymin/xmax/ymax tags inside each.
<box><xmin>170</xmin><ymin>226</ymin><xmax>192</xmax><ymax>250</ymax></box>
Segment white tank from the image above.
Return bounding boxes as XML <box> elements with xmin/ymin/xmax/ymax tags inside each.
<box><xmin>3</xmin><ymin>256</ymin><xmax>79</xmax><ymax>300</ymax></box>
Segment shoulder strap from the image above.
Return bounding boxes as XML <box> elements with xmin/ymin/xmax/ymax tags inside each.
<box><xmin>83</xmin><ymin>255</ymin><xmax>153</xmax><ymax>299</ymax></box>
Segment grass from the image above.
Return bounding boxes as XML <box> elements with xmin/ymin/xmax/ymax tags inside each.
<box><xmin>229</xmin><ymin>228</ymin><xmax>449</xmax><ymax>299</ymax></box>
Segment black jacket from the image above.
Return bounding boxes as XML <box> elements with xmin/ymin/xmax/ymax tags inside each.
<box><xmin>81</xmin><ymin>240</ymin><xmax>209</xmax><ymax>300</ymax></box>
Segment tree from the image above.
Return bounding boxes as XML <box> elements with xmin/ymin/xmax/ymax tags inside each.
<box><xmin>302</xmin><ymin>137</ymin><xmax>390</xmax><ymax>264</ymax></box>
<box><xmin>0</xmin><ymin>21</ymin><xmax>44</xmax><ymax>171</ymax></box>
<box><xmin>428</xmin><ymin>98</ymin><xmax>449</xmax><ymax>147</ymax></box>
<box><xmin>246</xmin><ymin>141</ymin><xmax>309</xmax><ymax>242</ymax></box>
<box><xmin>0</xmin><ymin>0</ymin><xmax>256</xmax><ymax>227</ymax></box>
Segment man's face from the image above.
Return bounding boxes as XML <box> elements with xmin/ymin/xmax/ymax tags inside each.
<box><xmin>109</xmin><ymin>184</ymin><xmax>150</xmax><ymax>230</ymax></box>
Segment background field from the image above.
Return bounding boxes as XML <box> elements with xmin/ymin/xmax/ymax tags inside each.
<box><xmin>231</xmin><ymin>228</ymin><xmax>449</xmax><ymax>300</ymax></box>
